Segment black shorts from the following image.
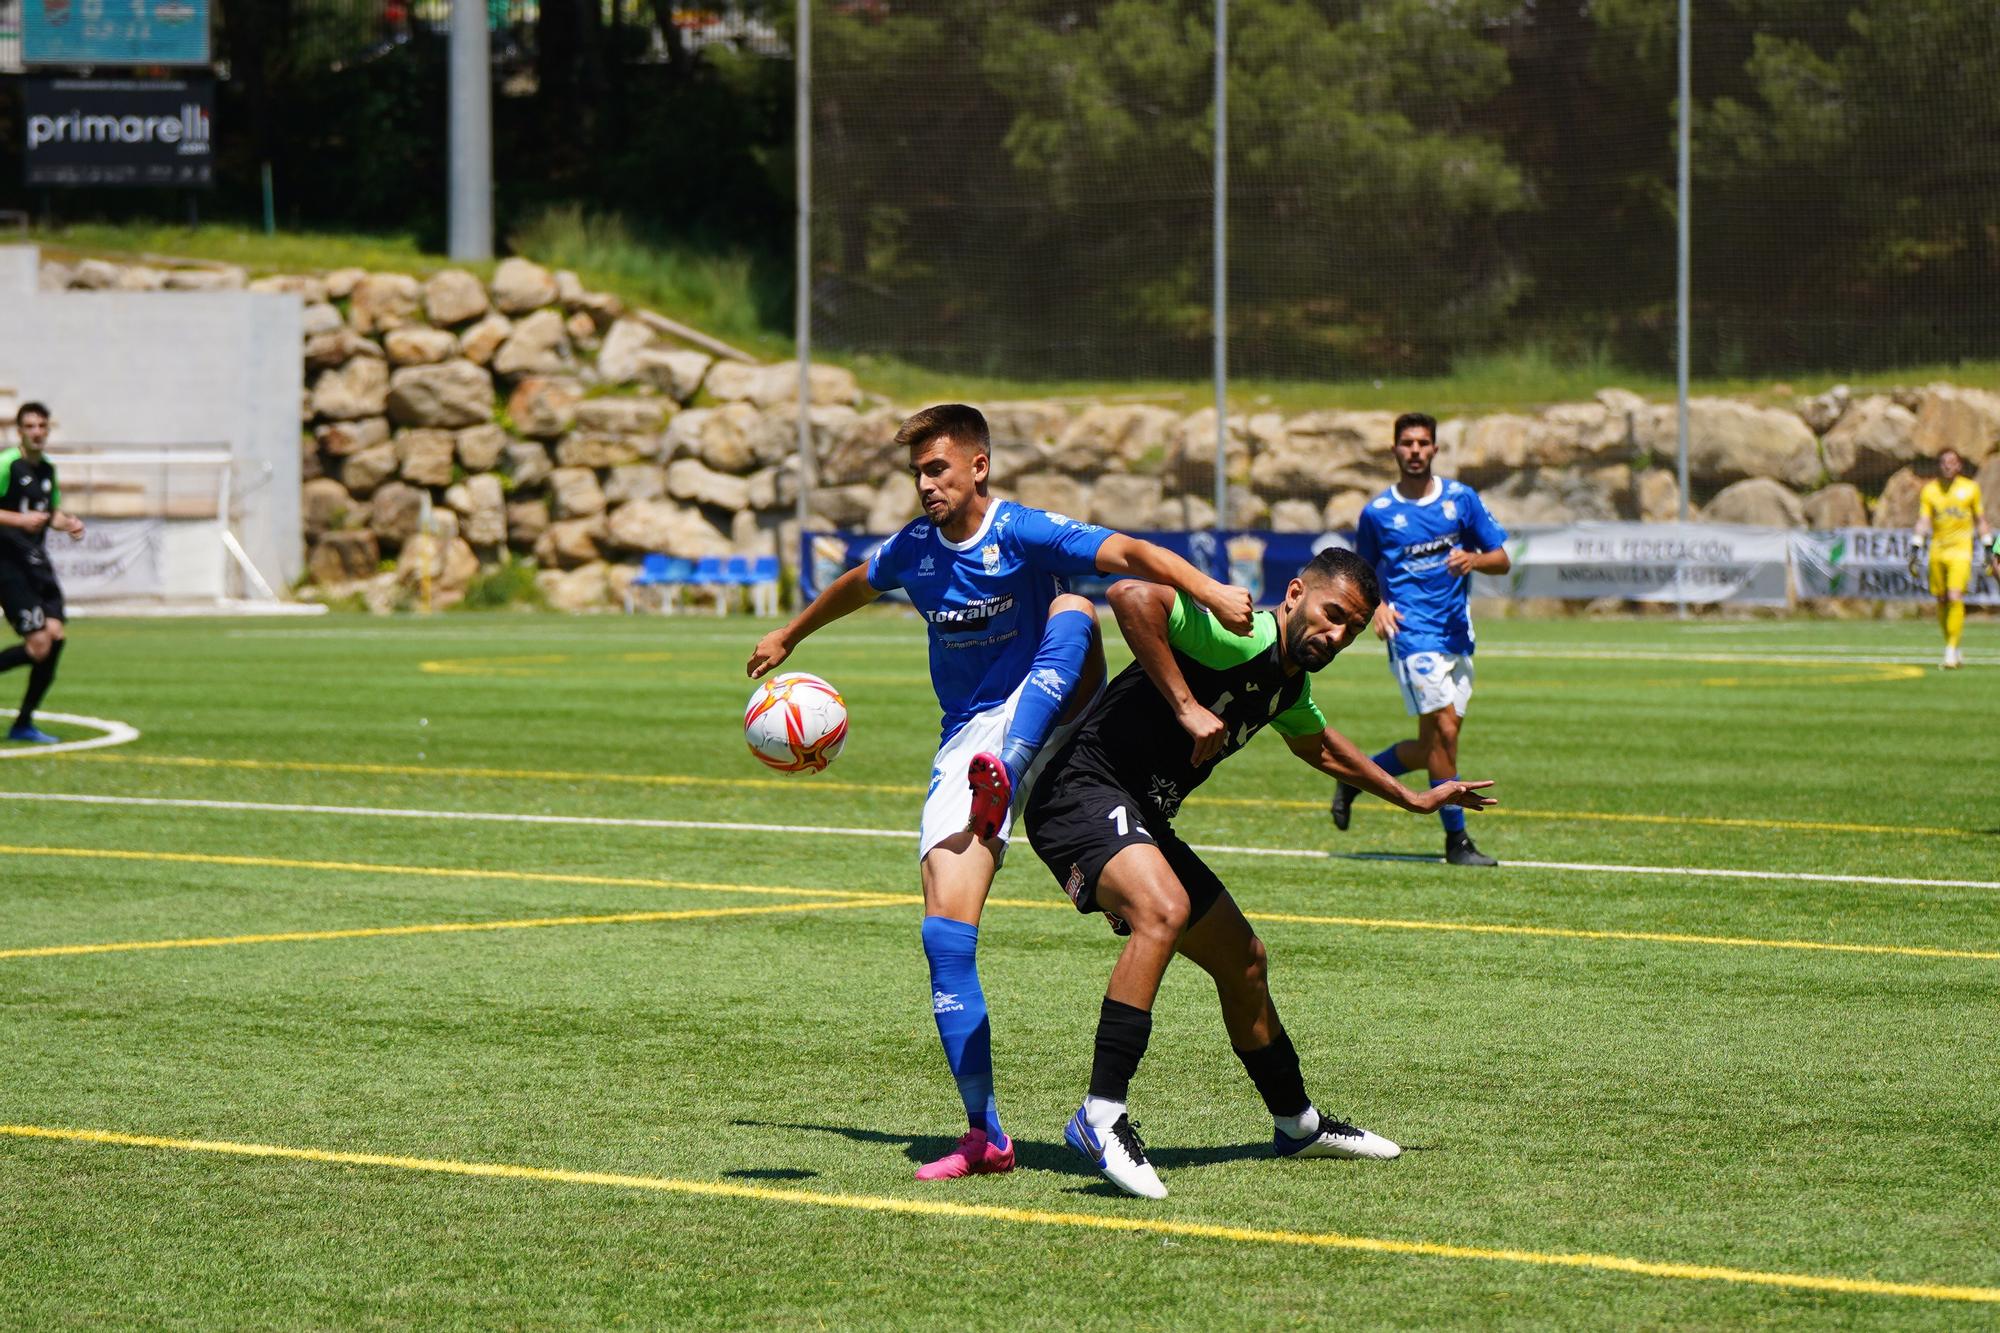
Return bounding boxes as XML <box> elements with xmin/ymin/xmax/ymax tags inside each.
<box><xmin>1026</xmin><ymin>768</ymin><xmax>1226</xmax><ymax>929</ymax></box>
<box><xmin>0</xmin><ymin>553</ymin><xmax>63</xmax><ymax>638</ymax></box>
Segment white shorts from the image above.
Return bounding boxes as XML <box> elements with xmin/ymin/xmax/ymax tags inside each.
<box><xmin>1391</xmin><ymin>650</ymin><xmax>1474</xmax><ymax>718</ymax></box>
<box><xmin>918</xmin><ymin>675</ymin><xmax>1099</xmax><ymax>862</ymax></box>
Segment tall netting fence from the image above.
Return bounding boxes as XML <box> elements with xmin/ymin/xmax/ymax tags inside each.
<box><xmin>805</xmin><ymin>0</ymin><xmax>2000</xmax><ymax>539</ymax></box>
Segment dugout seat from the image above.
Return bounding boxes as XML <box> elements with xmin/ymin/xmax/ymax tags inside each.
<box><xmin>625</xmin><ymin>553</ymin><xmax>693</xmax><ymax>614</ymax></box>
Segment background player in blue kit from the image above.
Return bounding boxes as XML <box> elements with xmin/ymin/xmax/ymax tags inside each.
<box><xmin>1331</xmin><ymin>412</ymin><xmax>1511</xmax><ymax>866</ymax></box>
<box><xmin>748</xmin><ymin>403</ymin><xmax>1252</xmax><ymax>1181</ymax></box>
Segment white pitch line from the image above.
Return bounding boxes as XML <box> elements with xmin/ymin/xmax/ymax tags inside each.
<box><xmin>0</xmin><ymin>711</ymin><xmax>141</xmax><ymax>759</ymax></box>
<box><xmin>0</xmin><ymin>789</ymin><xmax>1994</xmax><ymax>892</ymax></box>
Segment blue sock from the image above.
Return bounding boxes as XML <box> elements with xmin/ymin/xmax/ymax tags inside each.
<box><xmin>921</xmin><ymin>916</ymin><xmax>1004</xmax><ymax>1143</ymax></box>
<box><xmin>997</xmin><ymin>608</ymin><xmax>1095</xmax><ymax>787</ymax></box>
<box><xmin>1370</xmin><ymin>744</ymin><xmax>1409</xmax><ymax>778</ymax></box>
<box><xmin>1433</xmin><ymin>777</ymin><xmax>1467</xmax><ymax>835</ymax></box>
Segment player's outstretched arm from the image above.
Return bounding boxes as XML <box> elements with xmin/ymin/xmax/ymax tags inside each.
<box><xmin>52</xmin><ymin>510</ymin><xmax>84</xmax><ymax>540</ymax></box>
<box><xmin>1284</xmin><ymin>729</ymin><xmax>1496</xmax><ymax>815</ymax></box>
<box><xmin>1094</xmin><ymin>533</ymin><xmax>1255</xmax><ymax>634</ymax></box>
<box><xmin>1107</xmin><ymin>579</ymin><xmax>1228</xmax><ymax>766</ymax></box>
<box><xmin>0</xmin><ymin>510</ymin><xmax>50</xmax><ymax>532</ymax></box>
<box><xmin>746</xmin><ymin>564</ymin><xmax>881</xmax><ymax>678</ymax></box>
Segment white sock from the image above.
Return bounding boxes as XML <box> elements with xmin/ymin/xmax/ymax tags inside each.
<box><xmin>1083</xmin><ymin>1095</ymin><xmax>1126</xmax><ymax>1129</ymax></box>
<box><xmin>1275</xmin><ymin>1105</ymin><xmax>1320</xmax><ymax>1141</ymax></box>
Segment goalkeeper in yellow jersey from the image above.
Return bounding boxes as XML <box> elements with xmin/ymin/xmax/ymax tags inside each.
<box><xmin>1910</xmin><ymin>448</ymin><xmax>1995</xmax><ymax>669</ymax></box>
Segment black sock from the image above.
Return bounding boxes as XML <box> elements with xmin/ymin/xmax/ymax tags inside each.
<box><xmin>0</xmin><ymin>644</ymin><xmax>28</xmax><ymax>673</ymax></box>
<box><xmin>1233</xmin><ymin>1027</ymin><xmax>1310</xmax><ymax>1118</ymax></box>
<box><xmin>1088</xmin><ymin>997</ymin><xmax>1153</xmax><ymax>1103</ymax></box>
<box><xmin>17</xmin><ymin>639</ymin><xmax>61</xmax><ymax>728</ymax></box>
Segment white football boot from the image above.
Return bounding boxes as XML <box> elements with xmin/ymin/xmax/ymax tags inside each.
<box><xmin>1274</xmin><ymin>1111</ymin><xmax>1402</xmax><ymax>1161</ymax></box>
<box><xmin>1065</xmin><ymin>1106</ymin><xmax>1168</xmax><ymax>1199</ymax></box>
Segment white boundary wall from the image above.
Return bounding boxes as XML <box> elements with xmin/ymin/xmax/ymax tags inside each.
<box><xmin>0</xmin><ymin>244</ymin><xmax>303</xmax><ymax>594</ymax></box>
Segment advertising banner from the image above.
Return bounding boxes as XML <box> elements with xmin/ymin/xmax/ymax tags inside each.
<box><xmin>24</xmin><ymin>78</ymin><xmax>214</xmax><ymax>187</ymax></box>
<box><xmin>24</xmin><ymin>0</ymin><xmax>211</xmax><ymax>66</ymax></box>
<box><xmin>46</xmin><ymin>518</ymin><xmax>165</xmax><ymax>600</ymax></box>
<box><xmin>1792</xmin><ymin>528</ymin><xmax>2000</xmax><ymax>605</ymax></box>
<box><xmin>1488</xmin><ymin>522</ymin><xmax>1793</xmax><ymax>606</ymax></box>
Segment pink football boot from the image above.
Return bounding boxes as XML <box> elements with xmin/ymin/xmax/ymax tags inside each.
<box><xmin>915</xmin><ymin>1129</ymin><xmax>1016</xmax><ymax>1181</ymax></box>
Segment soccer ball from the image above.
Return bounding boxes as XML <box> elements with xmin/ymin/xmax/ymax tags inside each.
<box><xmin>744</xmin><ymin>672</ymin><xmax>849</xmax><ymax>772</ymax></box>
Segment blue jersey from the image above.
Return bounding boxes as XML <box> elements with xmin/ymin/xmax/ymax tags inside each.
<box><xmin>1353</xmin><ymin>478</ymin><xmax>1508</xmax><ymax>657</ymax></box>
<box><xmin>867</xmin><ymin>499</ymin><xmax>1112</xmax><ymax>741</ymax></box>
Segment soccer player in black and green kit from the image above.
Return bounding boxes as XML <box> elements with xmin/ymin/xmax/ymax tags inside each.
<box><xmin>0</xmin><ymin>403</ymin><xmax>86</xmax><ymax>744</ymax></box>
<box><xmin>1025</xmin><ymin>547</ymin><xmax>1496</xmax><ymax>1199</ymax></box>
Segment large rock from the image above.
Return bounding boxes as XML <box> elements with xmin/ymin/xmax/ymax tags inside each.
<box><xmin>316</xmin><ymin>416</ymin><xmax>390</xmax><ymax>458</ymax></box>
<box><xmin>575</xmin><ymin>398</ymin><xmax>669</xmax><ymax>435</ymax></box>
<box><xmin>396</xmin><ymin>526</ymin><xmax>479</xmax><ymax>598</ymax></box>
<box><xmin>556</xmin><ymin>432</ymin><xmax>648</xmax><ymax>469</ymax></box>
<box><xmin>636</xmin><ymin>348</ymin><xmax>714</xmax><ymax>403</ymax></box>
<box><xmin>1090</xmin><ymin>474</ymin><xmax>1164</xmax><ymax>529</ymax></box>
<box><xmin>535</xmin><ymin>516</ymin><xmax>607</xmax><ymax>568</ymax></box>
<box><xmin>301</xmin><ymin>302</ymin><xmax>344</xmax><ymax>338</ymax></box>
<box><xmin>1872</xmin><ymin>467</ymin><xmax>1925</xmax><ymax>529</ymax></box>
<box><xmin>340</xmin><ymin>442</ymin><xmax>399</xmax><ymax>496</ymax></box>
<box><xmin>809</xmin><ymin>406</ymin><xmax>901</xmax><ymax>486</ymax></box>
<box><xmin>667</xmin><ymin>457</ymin><xmax>752</xmax><ymax>511</ymax></box>
<box><xmin>1013</xmin><ymin>472</ymin><xmax>1093</xmax><ymax>519</ymax></box>
<box><xmin>1911</xmin><ymin>384</ymin><xmax>2000</xmax><ymax>464</ymax></box>
<box><xmin>1981</xmin><ymin>456</ymin><xmax>2000</xmax><ymax>527</ymax></box>
<box><xmin>324</xmin><ymin>268</ymin><xmax>366</xmax><ymax>300</ymax></box>
<box><xmin>1634</xmin><ymin>468</ymin><xmax>1682</xmax><ymax>522</ymax></box>
<box><xmin>1641</xmin><ymin>399</ymin><xmax>1819</xmax><ymax>487</ymax></box>
<box><xmin>1803</xmin><ymin>483</ymin><xmax>1867</xmax><ymax>529</ymax></box>
<box><xmin>548</xmin><ymin>467</ymin><xmax>607</xmax><ymax>519</ymax></box>
<box><xmin>423</xmin><ymin>269</ymin><xmax>489</xmax><ymax>326</ymax></box>
<box><xmin>535</xmin><ymin>561</ymin><xmax>609</xmax><ymax>611</ymax></box>
<box><xmin>604</xmin><ymin>464</ymin><xmax>668</xmax><ymax>506</ymax></box>
<box><xmin>709</xmin><ymin>360</ymin><xmax>861</xmax><ymax>409</ymax></box>
<box><xmin>1269</xmin><ymin>499</ymin><xmax>1325</xmax><ymax>533</ymax></box>
<box><xmin>165</xmin><ymin>266</ymin><xmax>247</xmax><ymax>292</ymax></box>
<box><xmin>1822</xmin><ymin>395</ymin><xmax>1918</xmax><ymax>481</ymax></box>
<box><xmin>491</xmin><ymin>309</ymin><xmax>572</xmax><ymax>378</ymax></box>
<box><xmin>458</xmin><ymin>313</ymin><xmax>513</xmax><ymax>366</ymax></box>
<box><xmin>864</xmin><ymin>477</ymin><xmax>918</xmax><ymax>532</ymax></box>
<box><xmin>507</xmin><ymin>376</ymin><xmax>584</xmax><ymax>439</ymax></box>
<box><xmin>252</xmin><ymin>273</ymin><xmax>330</xmax><ymax>305</ymax></box>
<box><xmin>387</xmin><ymin>360</ymin><xmax>494</xmax><ymax>429</ymax></box>
<box><xmin>302</xmin><ymin>477</ymin><xmax>360</xmax><ymax>539</ymax></box>
<box><xmin>664</xmin><ymin>403</ymin><xmax>765</xmax><ymax>474</ymax></box>
<box><xmin>349</xmin><ymin>273</ymin><xmax>422</xmax><ymax>333</ymax></box>
<box><xmin>808</xmin><ymin>483</ymin><xmax>875</xmax><ymax>528</ymax></box>
<box><xmin>1797</xmin><ymin>384</ymin><xmax>1851</xmax><ymax>436</ymax></box>
<box><xmin>308</xmin><ymin>530</ymin><xmax>379</xmax><ymax>585</ymax></box>
<box><xmin>455</xmin><ymin>423</ymin><xmax>509</xmax><ymax>473</ymax></box>
<box><xmin>1056</xmin><ymin>405</ymin><xmax>1179</xmax><ymax>476</ymax></box>
<box><xmin>304</xmin><ymin>328</ymin><xmax>382</xmax><ymax>373</ymax></box>
<box><xmin>1164</xmin><ymin>410</ymin><xmax>1256</xmax><ymax>493</ymax></box>
<box><xmin>1153</xmin><ymin>493</ymin><xmax>1217</xmax><ymax>530</ymax></box>
<box><xmin>396</xmin><ymin>429</ymin><xmax>457</xmax><ymax>487</ymax></box>
<box><xmin>748</xmin><ymin>464</ymin><xmax>800</xmax><ymax>512</ymax></box>
<box><xmin>982</xmin><ymin>401</ymin><xmax>1069</xmax><ymax>452</ymax></box>
<box><xmin>1479</xmin><ymin>469</ymin><xmax>1616</xmax><ymax>527</ymax></box>
<box><xmin>507</xmin><ymin>500</ymin><xmax>551</xmax><ymax>546</ymax></box>
<box><xmin>596</xmin><ymin>318</ymin><xmax>656</xmax><ymax>384</ymax></box>
<box><xmin>368</xmin><ymin>481</ymin><xmax>426</xmax><ymax>546</ymax></box>
<box><xmin>1323</xmin><ymin>490</ymin><xmax>1370</xmax><ymax>531</ymax></box>
<box><xmin>490</xmin><ymin>257</ymin><xmax>560</xmax><ymax>316</ymax></box>
<box><xmin>1701</xmin><ymin>477</ymin><xmax>1806</xmax><ymax>527</ymax></box>
<box><xmin>310</xmin><ymin>358</ymin><xmax>390</xmax><ymax>420</ymax></box>
<box><xmin>383</xmin><ymin>326</ymin><xmax>457</xmax><ymax>367</ymax></box>
<box><xmin>445</xmin><ymin>473</ymin><xmax>507</xmax><ymax>546</ymax></box>
<box><xmin>505</xmin><ymin>440</ymin><xmax>553</xmax><ymax>488</ymax></box>
<box><xmin>606</xmin><ymin>499</ymin><xmax>732</xmax><ymax>557</ymax></box>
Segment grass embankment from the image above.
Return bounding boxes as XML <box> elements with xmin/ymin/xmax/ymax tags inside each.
<box><xmin>26</xmin><ymin>216</ymin><xmax>2000</xmax><ymax>415</ymax></box>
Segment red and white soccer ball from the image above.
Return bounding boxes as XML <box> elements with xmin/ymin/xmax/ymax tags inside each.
<box><xmin>744</xmin><ymin>671</ymin><xmax>849</xmax><ymax>773</ymax></box>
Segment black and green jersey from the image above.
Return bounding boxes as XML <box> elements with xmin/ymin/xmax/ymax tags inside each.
<box><xmin>1060</xmin><ymin>591</ymin><xmax>1327</xmax><ymax>821</ymax></box>
<box><xmin>0</xmin><ymin>448</ymin><xmax>60</xmax><ymax>558</ymax></box>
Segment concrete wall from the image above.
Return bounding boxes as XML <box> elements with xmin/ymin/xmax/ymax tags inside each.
<box><xmin>0</xmin><ymin>245</ymin><xmax>305</xmax><ymax>590</ymax></box>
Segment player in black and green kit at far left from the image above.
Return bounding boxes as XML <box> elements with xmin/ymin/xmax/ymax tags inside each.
<box><xmin>0</xmin><ymin>403</ymin><xmax>86</xmax><ymax>744</ymax></box>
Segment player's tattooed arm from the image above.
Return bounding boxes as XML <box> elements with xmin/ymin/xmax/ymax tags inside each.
<box><xmin>746</xmin><ymin>564</ymin><xmax>881</xmax><ymax>678</ymax></box>
<box><xmin>1107</xmin><ymin>579</ymin><xmax>1228</xmax><ymax>766</ymax></box>
<box><xmin>1093</xmin><ymin>533</ymin><xmax>1255</xmax><ymax>634</ymax></box>
<box><xmin>1284</xmin><ymin>729</ymin><xmax>1497</xmax><ymax>815</ymax></box>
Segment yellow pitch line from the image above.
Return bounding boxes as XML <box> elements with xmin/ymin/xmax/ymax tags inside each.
<box><xmin>1</xmin><ymin>1126</ymin><xmax>1993</xmax><ymax>1303</ymax></box>
<box><xmin>0</xmin><ymin>842</ymin><xmax>894</xmax><ymax>902</ymax></box>
<box><xmin>3</xmin><ymin>847</ymin><xmax>1993</xmax><ymax>966</ymax></box>
<box><xmin>53</xmin><ymin>752</ymin><xmax>1985</xmax><ymax>839</ymax></box>
<box><xmin>0</xmin><ymin>898</ymin><xmax>906</xmax><ymax>960</ymax></box>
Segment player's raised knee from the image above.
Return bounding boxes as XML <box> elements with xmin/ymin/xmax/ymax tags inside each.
<box><xmin>24</xmin><ymin>635</ymin><xmax>52</xmax><ymax>663</ymax></box>
<box><xmin>1050</xmin><ymin>592</ymin><xmax>1095</xmax><ymax>619</ymax></box>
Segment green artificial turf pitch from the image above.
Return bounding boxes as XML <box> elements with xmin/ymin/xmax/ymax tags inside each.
<box><xmin>0</xmin><ymin>611</ymin><xmax>1996</xmax><ymax>1328</ymax></box>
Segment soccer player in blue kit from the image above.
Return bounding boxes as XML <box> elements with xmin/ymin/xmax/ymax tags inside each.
<box><xmin>1330</xmin><ymin>412</ymin><xmax>1511</xmax><ymax>866</ymax></box>
<box><xmin>747</xmin><ymin>403</ymin><xmax>1253</xmax><ymax>1181</ymax></box>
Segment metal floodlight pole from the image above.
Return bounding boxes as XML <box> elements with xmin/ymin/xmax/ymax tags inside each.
<box><xmin>794</xmin><ymin>0</ymin><xmax>816</xmax><ymax>600</ymax></box>
<box><xmin>447</xmin><ymin>0</ymin><xmax>494</xmax><ymax>261</ymax></box>
<box><xmin>1211</xmin><ymin>0</ymin><xmax>1229</xmax><ymax>534</ymax></box>
<box><xmin>1674</xmin><ymin>0</ymin><xmax>1692</xmax><ymax>615</ymax></box>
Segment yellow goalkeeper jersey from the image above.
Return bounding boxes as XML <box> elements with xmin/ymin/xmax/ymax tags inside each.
<box><xmin>1920</xmin><ymin>476</ymin><xmax>1983</xmax><ymax>555</ymax></box>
